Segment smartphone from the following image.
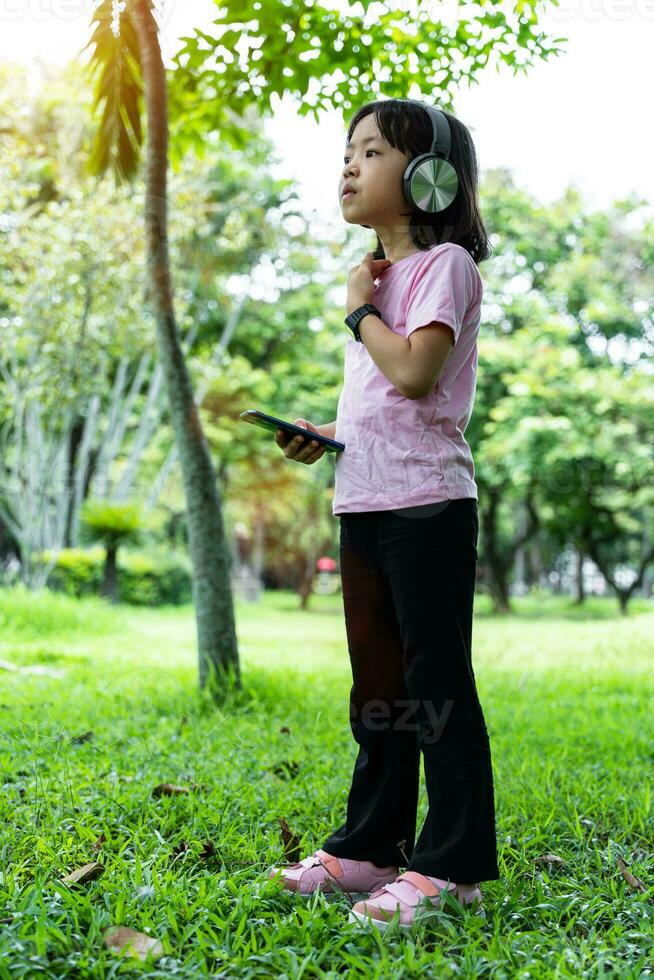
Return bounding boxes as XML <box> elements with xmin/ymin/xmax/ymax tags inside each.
<box><xmin>239</xmin><ymin>410</ymin><xmax>345</xmax><ymax>454</ymax></box>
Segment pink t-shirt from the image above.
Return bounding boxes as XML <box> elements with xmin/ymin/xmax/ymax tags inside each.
<box><xmin>332</xmin><ymin>242</ymin><xmax>482</xmax><ymax>515</ymax></box>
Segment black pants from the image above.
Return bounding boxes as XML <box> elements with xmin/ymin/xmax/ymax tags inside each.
<box><xmin>321</xmin><ymin>498</ymin><xmax>500</xmax><ymax>884</ymax></box>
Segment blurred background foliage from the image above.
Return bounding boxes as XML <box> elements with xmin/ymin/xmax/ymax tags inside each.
<box><xmin>0</xmin><ymin>59</ymin><xmax>652</xmax><ymax>614</ymax></box>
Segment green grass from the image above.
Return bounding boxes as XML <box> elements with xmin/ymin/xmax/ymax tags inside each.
<box><xmin>0</xmin><ymin>583</ymin><xmax>652</xmax><ymax>978</ymax></box>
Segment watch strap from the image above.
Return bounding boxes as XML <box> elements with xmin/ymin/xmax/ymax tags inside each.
<box><xmin>344</xmin><ymin>303</ymin><xmax>381</xmax><ymax>342</ymax></box>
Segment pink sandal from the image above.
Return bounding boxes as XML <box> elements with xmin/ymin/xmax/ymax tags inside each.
<box><xmin>268</xmin><ymin>848</ymin><xmax>399</xmax><ymax>897</ymax></box>
<box><xmin>349</xmin><ymin>870</ymin><xmax>484</xmax><ymax>931</ymax></box>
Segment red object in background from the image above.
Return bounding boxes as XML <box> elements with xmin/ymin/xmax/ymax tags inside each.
<box><xmin>316</xmin><ymin>556</ymin><xmax>337</xmax><ymax>572</ymax></box>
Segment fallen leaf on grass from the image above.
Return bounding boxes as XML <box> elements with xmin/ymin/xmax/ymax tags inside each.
<box><xmin>151</xmin><ymin>783</ymin><xmax>190</xmax><ymax>797</ymax></box>
<box><xmin>170</xmin><ymin>839</ymin><xmax>219</xmax><ymax>862</ymax></box>
<box><xmin>277</xmin><ymin>817</ymin><xmax>301</xmax><ymax>863</ymax></box>
<box><xmin>535</xmin><ymin>854</ymin><xmax>565</xmax><ymax>866</ymax></box>
<box><xmin>618</xmin><ymin>855</ymin><xmax>648</xmax><ymax>894</ymax></box>
<box><xmin>270</xmin><ymin>760</ymin><xmax>300</xmax><ymax>780</ymax></box>
<box><xmin>70</xmin><ymin>731</ymin><xmax>94</xmax><ymax>745</ymax></box>
<box><xmin>103</xmin><ymin>926</ymin><xmax>164</xmax><ymax>961</ymax></box>
<box><xmin>199</xmin><ymin>840</ymin><xmax>216</xmax><ymax>860</ymax></box>
<box><xmin>92</xmin><ymin>833</ymin><xmax>106</xmax><ymax>851</ymax></box>
<box><xmin>62</xmin><ymin>862</ymin><xmax>105</xmax><ymax>885</ymax></box>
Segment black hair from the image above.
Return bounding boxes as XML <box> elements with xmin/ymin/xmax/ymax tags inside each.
<box><xmin>345</xmin><ymin>98</ymin><xmax>492</xmax><ymax>265</ymax></box>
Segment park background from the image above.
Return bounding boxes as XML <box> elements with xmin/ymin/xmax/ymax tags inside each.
<box><xmin>0</xmin><ymin>0</ymin><xmax>652</xmax><ymax>975</ymax></box>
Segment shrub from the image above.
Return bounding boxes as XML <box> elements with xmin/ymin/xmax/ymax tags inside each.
<box><xmin>37</xmin><ymin>548</ymin><xmax>192</xmax><ymax>606</ymax></box>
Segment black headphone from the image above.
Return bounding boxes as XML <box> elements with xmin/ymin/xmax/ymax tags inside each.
<box><xmin>398</xmin><ymin>99</ymin><xmax>460</xmax><ymax>214</ymax></box>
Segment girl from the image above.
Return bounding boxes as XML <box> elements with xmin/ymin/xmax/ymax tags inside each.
<box><xmin>269</xmin><ymin>98</ymin><xmax>499</xmax><ymax>932</ymax></box>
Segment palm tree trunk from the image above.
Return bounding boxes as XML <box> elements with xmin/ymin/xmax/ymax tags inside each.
<box><xmin>573</xmin><ymin>545</ymin><xmax>585</xmax><ymax>604</ymax></box>
<box><xmin>131</xmin><ymin>0</ymin><xmax>240</xmax><ymax>694</ymax></box>
<box><xmin>102</xmin><ymin>543</ymin><xmax>119</xmax><ymax>603</ymax></box>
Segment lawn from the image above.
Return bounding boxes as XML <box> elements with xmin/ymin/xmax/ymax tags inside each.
<box><xmin>0</xmin><ymin>584</ymin><xmax>652</xmax><ymax>978</ymax></box>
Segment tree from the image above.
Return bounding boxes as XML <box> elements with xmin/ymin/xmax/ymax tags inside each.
<box><xmin>470</xmin><ymin>171</ymin><xmax>654</xmax><ymax>613</ymax></box>
<box><xmin>78</xmin><ymin>499</ymin><xmax>145</xmax><ymax>603</ymax></box>
<box><xmin>84</xmin><ymin>0</ymin><xmax>243</xmax><ymax>695</ymax></box>
<box><xmin>169</xmin><ymin>0</ymin><xmax>567</xmax><ymax>137</ymax></box>
<box><xmin>0</xmin><ymin>60</ymin><xmax>349</xmax><ymax>609</ymax></box>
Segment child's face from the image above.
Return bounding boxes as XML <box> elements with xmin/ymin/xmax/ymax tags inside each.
<box><xmin>339</xmin><ymin>113</ymin><xmax>412</xmax><ymax>235</ymax></box>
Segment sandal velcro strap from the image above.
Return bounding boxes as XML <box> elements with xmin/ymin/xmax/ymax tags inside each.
<box><xmin>396</xmin><ymin>871</ymin><xmax>441</xmax><ymax>897</ymax></box>
<box><xmin>314</xmin><ymin>849</ymin><xmax>344</xmax><ymax>878</ymax></box>
<box><xmin>381</xmin><ymin>880</ymin><xmax>423</xmax><ymax>907</ymax></box>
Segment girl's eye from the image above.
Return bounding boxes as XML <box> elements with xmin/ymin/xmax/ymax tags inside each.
<box><xmin>343</xmin><ymin>150</ymin><xmax>378</xmax><ymax>164</ymax></box>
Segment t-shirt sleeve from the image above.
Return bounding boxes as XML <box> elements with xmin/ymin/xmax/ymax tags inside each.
<box><xmin>405</xmin><ymin>245</ymin><xmax>479</xmax><ymax>347</ymax></box>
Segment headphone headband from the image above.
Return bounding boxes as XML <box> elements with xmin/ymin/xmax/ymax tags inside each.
<box><xmin>391</xmin><ymin>98</ymin><xmax>452</xmax><ymax>162</ymax></box>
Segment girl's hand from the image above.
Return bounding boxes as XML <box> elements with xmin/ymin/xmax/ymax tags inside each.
<box><xmin>275</xmin><ymin>418</ymin><xmax>325</xmax><ymax>465</ymax></box>
<box><xmin>347</xmin><ymin>252</ymin><xmax>391</xmax><ymax>314</ymax></box>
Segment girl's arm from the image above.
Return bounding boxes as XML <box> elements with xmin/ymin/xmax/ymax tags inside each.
<box><xmin>315</xmin><ymin>420</ymin><xmax>336</xmax><ymax>440</ymax></box>
<box><xmin>357</xmin><ymin>313</ymin><xmax>452</xmax><ymax>399</ymax></box>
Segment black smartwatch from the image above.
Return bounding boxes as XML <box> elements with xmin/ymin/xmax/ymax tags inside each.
<box><xmin>344</xmin><ymin>303</ymin><xmax>382</xmax><ymax>342</ymax></box>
